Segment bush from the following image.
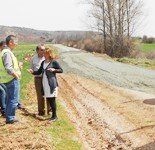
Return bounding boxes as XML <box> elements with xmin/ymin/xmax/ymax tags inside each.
<box><xmin>146</xmin><ymin>51</ymin><xmax>155</xmax><ymax>60</ymax></box>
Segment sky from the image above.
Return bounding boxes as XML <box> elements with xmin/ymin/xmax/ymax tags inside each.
<box><xmin>0</xmin><ymin>0</ymin><xmax>155</xmax><ymax>37</ymax></box>
<box><xmin>138</xmin><ymin>0</ymin><xmax>155</xmax><ymax>37</ymax></box>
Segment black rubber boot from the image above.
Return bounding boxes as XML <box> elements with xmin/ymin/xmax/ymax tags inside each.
<box><xmin>47</xmin><ymin>97</ymin><xmax>57</xmax><ymax>122</ymax></box>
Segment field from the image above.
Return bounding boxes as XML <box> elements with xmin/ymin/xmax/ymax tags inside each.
<box><xmin>1</xmin><ymin>43</ymin><xmax>155</xmax><ymax>149</ymax></box>
<box><xmin>116</xmin><ymin>42</ymin><xmax>155</xmax><ymax>69</ymax></box>
<box><xmin>140</xmin><ymin>43</ymin><xmax>155</xmax><ymax>53</ymax></box>
<box><xmin>0</xmin><ymin>44</ymin><xmax>82</xmax><ymax>150</ymax></box>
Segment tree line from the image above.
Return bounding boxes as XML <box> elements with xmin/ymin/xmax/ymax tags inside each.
<box><xmin>142</xmin><ymin>35</ymin><xmax>155</xmax><ymax>44</ymax></box>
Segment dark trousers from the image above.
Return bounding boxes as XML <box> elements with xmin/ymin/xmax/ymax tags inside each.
<box><xmin>47</xmin><ymin>97</ymin><xmax>57</xmax><ymax>118</ymax></box>
<box><xmin>34</xmin><ymin>77</ymin><xmax>50</xmax><ymax>115</ymax></box>
<box><xmin>0</xmin><ymin>84</ymin><xmax>7</xmax><ymax>114</ymax></box>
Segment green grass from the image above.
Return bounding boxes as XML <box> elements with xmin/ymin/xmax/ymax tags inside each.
<box><xmin>14</xmin><ymin>44</ymin><xmax>36</xmax><ymax>61</ymax></box>
<box><xmin>140</xmin><ymin>43</ymin><xmax>155</xmax><ymax>53</ymax></box>
<box><xmin>20</xmin><ymin>62</ymin><xmax>32</xmax><ymax>99</ymax></box>
<box><xmin>14</xmin><ymin>44</ymin><xmax>35</xmax><ymax>99</ymax></box>
<box><xmin>48</xmin><ymin>104</ymin><xmax>82</xmax><ymax>150</ymax></box>
<box><xmin>116</xmin><ymin>57</ymin><xmax>155</xmax><ymax>69</ymax></box>
<box><xmin>15</xmin><ymin>43</ymin><xmax>82</xmax><ymax>150</ymax></box>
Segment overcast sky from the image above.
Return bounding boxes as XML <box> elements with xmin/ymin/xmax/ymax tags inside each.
<box><xmin>0</xmin><ymin>0</ymin><xmax>155</xmax><ymax>37</ymax></box>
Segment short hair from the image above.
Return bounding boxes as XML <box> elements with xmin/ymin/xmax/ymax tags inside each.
<box><xmin>0</xmin><ymin>41</ymin><xmax>6</xmax><ymax>47</ymax></box>
<box><xmin>36</xmin><ymin>43</ymin><xmax>45</xmax><ymax>52</ymax></box>
<box><xmin>6</xmin><ymin>35</ymin><xmax>17</xmax><ymax>45</ymax></box>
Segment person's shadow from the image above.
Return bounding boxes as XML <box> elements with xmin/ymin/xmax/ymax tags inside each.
<box><xmin>143</xmin><ymin>98</ymin><xmax>155</xmax><ymax>105</ymax></box>
<box><xmin>20</xmin><ymin>107</ymin><xmax>49</xmax><ymax>121</ymax></box>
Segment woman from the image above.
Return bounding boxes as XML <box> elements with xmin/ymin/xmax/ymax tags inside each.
<box><xmin>28</xmin><ymin>48</ymin><xmax>63</xmax><ymax>122</ymax></box>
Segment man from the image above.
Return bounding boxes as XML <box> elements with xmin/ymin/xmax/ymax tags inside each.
<box><xmin>0</xmin><ymin>41</ymin><xmax>7</xmax><ymax>117</ymax></box>
<box><xmin>31</xmin><ymin>44</ymin><xmax>49</xmax><ymax>116</ymax></box>
<box><xmin>0</xmin><ymin>41</ymin><xmax>6</xmax><ymax>49</ymax></box>
<box><xmin>0</xmin><ymin>84</ymin><xmax>7</xmax><ymax>117</ymax></box>
<box><xmin>0</xmin><ymin>35</ymin><xmax>21</xmax><ymax>124</ymax></box>
<box><xmin>0</xmin><ymin>40</ymin><xmax>23</xmax><ymax>111</ymax></box>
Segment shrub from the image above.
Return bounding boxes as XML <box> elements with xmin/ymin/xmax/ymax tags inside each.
<box><xmin>146</xmin><ymin>51</ymin><xmax>155</xmax><ymax>60</ymax></box>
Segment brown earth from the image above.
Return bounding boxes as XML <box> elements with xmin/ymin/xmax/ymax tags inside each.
<box><xmin>0</xmin><ymin>82</ymin><xmax>53</xmax><ymax>150</ymax></box>
<box><xmin>58</xmin><ymin>74</ymin><xmax>155</xmax><ymax>150</ymax></box>
<box><xmin>0</xmin><ymin>73</ymin><xmax>155</xmax><ymax>150</ymax></box>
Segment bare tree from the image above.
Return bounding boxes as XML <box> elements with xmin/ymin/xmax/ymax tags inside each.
<box><xmin>86</xmin><ymin>0</ymin><xmax>143</xmax><ymax>57</ymax></box>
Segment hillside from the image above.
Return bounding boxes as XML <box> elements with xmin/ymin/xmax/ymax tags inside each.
<box><xmin>0</xmin><ymin>25</ymin><xmax>93</xmax><ymax>43</ymax></box>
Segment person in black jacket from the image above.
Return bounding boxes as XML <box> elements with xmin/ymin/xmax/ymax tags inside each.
<box><xmin>28</xmin><ymin>48</ymin><xmax>63</xmax><ymax>122</ymax></box>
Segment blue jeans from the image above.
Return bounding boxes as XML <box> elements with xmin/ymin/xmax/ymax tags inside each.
<box><xmin>5</xmin><ymin>79</ymin><xmax>19</xmax><ymax>122</ymax></box>
<box><xmin>0</xmin><ymin>84</ymin><xmax>7</xmax><ymax>114</ymax></box>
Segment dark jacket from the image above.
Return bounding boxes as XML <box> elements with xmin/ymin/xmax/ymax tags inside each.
<box><xmin>33</xmin><ymin>60</ymin><xmax>63</xmax><ymax>94</ymax></box>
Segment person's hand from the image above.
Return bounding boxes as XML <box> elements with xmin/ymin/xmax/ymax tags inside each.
<box><xmin>47</xmin><ymin>68</ymin><xmax>56</xmax><ymax>72</ymax></box>
<box><xmin>19</xmin><ymin>62</ymin><xmax>23</xmax><ymax>70</ymax></box>
<box><xmin>27</xmin><ymin>69</ymin><xmax>34</xmax><ymax>74</ymax></box>
<box><xmin>12</xmin><ymin>73</ymin><xmax>20</xmax><ymax>79</ymax></box>
<box><xmin>17</xmin><ymin>73</ymin><xmax>21</xmax><ymax>79</ymax></box>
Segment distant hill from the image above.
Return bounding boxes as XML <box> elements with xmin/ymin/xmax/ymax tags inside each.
<box><xmin>0</xmin><ymin>25</ymin><xmax>94</xmax><ymax>43</ymax></box>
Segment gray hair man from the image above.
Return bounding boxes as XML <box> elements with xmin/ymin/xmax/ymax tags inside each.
<box><xmin>30</xmin><ymin>44</ymin><xmax>50</xmax><ymax>115</ymax></box>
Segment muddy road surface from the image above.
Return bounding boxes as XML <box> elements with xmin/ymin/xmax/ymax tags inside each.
<box><xmin>55</xmin><ymin>44</ymin><xmax>155</xmax><ymax>150</ymax></box>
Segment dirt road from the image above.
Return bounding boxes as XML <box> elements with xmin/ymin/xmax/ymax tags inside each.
<box><xmin>55</xmin><ymin>44</ymin><xmax>155</xmax><ymax>95</ymax></box>
<box><xmin>55</xmin><ymin>44</ymin><xmax>155</xmax><ymax>149</ymax></box>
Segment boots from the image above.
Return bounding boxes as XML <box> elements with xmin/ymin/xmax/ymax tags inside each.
<box><xmin>47</xmin><ymin>97</ymin><xmax>58</xmax><ymax>122</ymax></box>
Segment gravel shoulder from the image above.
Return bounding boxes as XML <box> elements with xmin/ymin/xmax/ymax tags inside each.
<box><xmin>55</xmin><ymin>44</ymin><xmax>155</xmax><ymax>95</ymax></box>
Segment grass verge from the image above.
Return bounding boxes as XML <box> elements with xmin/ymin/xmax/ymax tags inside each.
<box><xmin>116</xmin><ymin>57</ymin><xmax>155</xmax><ymax>69</ymax></box>
<box><xmin>47</xmin><ymin>103</ymin><xmax>82</xmax><ymax>150</ymax></box>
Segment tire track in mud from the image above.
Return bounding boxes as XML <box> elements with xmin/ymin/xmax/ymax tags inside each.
<box><xmin>59</xmin><ymin>75</ymin><xmax>132</xmax><ymax>149</ymax></box>
<box><xmin>58</xmin><ymin>74</ymin><xmax>155</xmax><ymax>150</ymax></box>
